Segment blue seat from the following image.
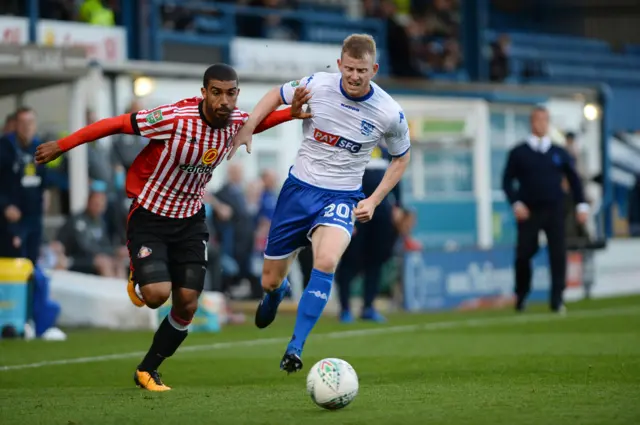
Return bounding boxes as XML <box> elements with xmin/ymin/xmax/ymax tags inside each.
<box><xmin>543</xmin><ymin>63</ymin><xmax>640</xmax><ymax>85</ymax></box>
<box><xmin>507</xmin><ymin>47</ymin><xmax>640</xmax><ymax>69</ymax></box>
<box><xmin>623</xmin><ymin>44</ymin><xmax>640</xmax><ymax>56</ymax></box>
<box><xmin>485</xmin><ymin>30</ymin><xmax>611</xmax><ymax>53</ymax></box>
<box><xmin>193</xmin><ymin>15</ymin><xmax>226</xmax><ymax>34</ymax></box>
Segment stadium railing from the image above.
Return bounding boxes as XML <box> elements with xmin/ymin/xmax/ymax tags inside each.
<box><xmin>148</xmin><ymin>0</ymin><xmax>387</xmax><ymax>69</ymax></box>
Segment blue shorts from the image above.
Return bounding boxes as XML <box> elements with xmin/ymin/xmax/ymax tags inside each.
<box><xmin>264</xmin><ymin>173</ymin><xmax>365</xmax><ymax>259</ymax></box>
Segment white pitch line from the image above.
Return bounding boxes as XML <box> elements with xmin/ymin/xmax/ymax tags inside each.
<box><xmin>0</xmin><ymin>305</ymin><xmax>637</xmax><ymax>372</ymax></box>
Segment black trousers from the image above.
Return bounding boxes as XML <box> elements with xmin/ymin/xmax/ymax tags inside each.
<box><xmin>515</xmin><ymin>204</ymin><xmax>566</xmax><ymax>310</ymax></box>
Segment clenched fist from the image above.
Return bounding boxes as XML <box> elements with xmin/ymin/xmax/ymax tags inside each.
<box><xmin>35</xmin><ymin>141</ymin><xmax>63</xmax><ymax>165</ymax></box>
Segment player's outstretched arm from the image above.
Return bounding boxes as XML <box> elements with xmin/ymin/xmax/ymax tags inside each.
<box><xmin>35</xmin><ymin>114</ymin><xmax>135</xmax><ymax>165</ymax></box>
<box><xmin>253</xmin><ymin>87</ymin><xmax>312</xmax><ymax>134</ymax></box>
<box><xmin>228</xmin><ymin>86</ymin><xmax>312</xmax><ymax>159</ymax></box>
<box><xmin>244</xmin><ymin>87</ymin><xmax>285</xmax><ymax>134</ymax></box>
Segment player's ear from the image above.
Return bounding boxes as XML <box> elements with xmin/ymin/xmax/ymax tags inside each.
<box><xmin>372</xmin><ymin>63</ymin><xmax>379</xmax><ymax>76</ymax></box>
<box><xmin>200</xmin><ymin>86</ymin><xmax>206</xmax><ymax>97</ymax></box>
<box><xmin>337</xmin><ymin>58</ymin><xmax>342</xmax><ymax>69</ymax></box>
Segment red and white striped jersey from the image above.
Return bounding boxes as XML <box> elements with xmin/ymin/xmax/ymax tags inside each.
<box><xmin>126</xmin><ymin>96</ymin><xmax>248</xmax><ymax>219</ymax></box>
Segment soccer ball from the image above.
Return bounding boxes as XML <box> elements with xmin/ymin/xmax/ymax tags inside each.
<box><xmin>306</xmin><ymin>358</ymin><xmax>359</xmax><ymax>410</ymax></box>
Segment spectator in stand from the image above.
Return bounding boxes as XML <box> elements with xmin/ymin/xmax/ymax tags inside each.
<box><xmin>3</xmin><ymin>113</ymin><xmax>16</xmax><ymax>135</ymax></box>
<box><xmin>111</xmin><ymin>100</ymin><xmax>148</xmax><ymax>175</ymax></box>
<box><xmin>56</xmin><ymin>188</ymin><xmax>128</xmax><ymax>278</ymax></box>
<box><xmin>110</xmin><ymin>100</ymin><xmax>148</xmax><ymax>243</ymax></box>
<box><xmin>238</xmin><ymin>0</ymin><xmax>299</xmax><ymax>40</ymax></box>
<box><xmin>214</xmin><ymin>163</ymin><xmax>261</xmax><ymax>298</ymax></box>
<box><xmin>255</xmin><ymin>169</ymin><xmax>279</xmax><ymax>251</ymax></box>
<box><xmin>424</xmin><ymin>0</ymin><xmax>459</xmax><ymax>38</ymax></box>
<box><xmin>335</xmin><ymin>142</ymin><xmax>404</xmax><ymax>324</ymax></box>
<box><xmin>490</xmin><ymin>34</ymin><xmax>511</xmax><ymax>82</ymax></box>
<box><xmin>0</xmin><ymin>106</ymin><xmax>63</xmax><ymax>340</ymax></box>
<box><xmin>40</xmin><ymin>0</ymin><xmax>77</xmax><ymax>21</ymax></box>
<box><xmin>79</xmin><ymin>0</ymin><xmax>115</xmax><ymax>26</ymax></box>
<box><xmin>376</xmin><ymin>0</ymin><xmax>423</xmax><ymax>78</ymax></box>
<box><xmin>0</xmin><ymin>107</ymin><xmax>49</xmax><ymax>265</ymax></box>
<box><xmin>83</xmin><ymin>109</ymin><xmax>126</xmax><ymax>245</ymax></box>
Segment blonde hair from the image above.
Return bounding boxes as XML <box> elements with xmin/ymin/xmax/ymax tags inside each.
<box><xmin>341</xmin><ymin>34</ymin><xmax>377</xmax><ymax>60</ymax></box>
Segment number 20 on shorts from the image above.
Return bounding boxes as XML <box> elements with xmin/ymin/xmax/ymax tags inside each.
<box><xmin>323</xmin><ymin>203</ymin><xmax>355</xmax><ymax>224</ymax></box>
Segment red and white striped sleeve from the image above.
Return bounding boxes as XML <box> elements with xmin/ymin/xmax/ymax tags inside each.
<box><xmin>131</xmin><ymin>103</ymin><xmax>178</xmax><ymax>140</ymax></box>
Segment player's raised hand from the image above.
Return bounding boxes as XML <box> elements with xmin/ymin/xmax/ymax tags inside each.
<box><xmin>290</xmin><ymin>87</ymin><xmax>313</xmax><ymax>119</ymax></box>
<box><xmin>227</xmin><ymin>125</ymin><xmax>253</xmax><ymax>160</ymax></box>
<box><xmin>35</xmin><ymin>141</ymin><xmax>63</xmax><ymax>165</ymax></box>
<box><xmin>354</xmin><ymin>198</ymin><xmax>376</xmax><ymax>223</ymax></box>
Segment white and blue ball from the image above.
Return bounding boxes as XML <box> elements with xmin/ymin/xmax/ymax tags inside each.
<box><xmin>306</xmin><ymin>358</ymin><xmax>359</xmax><ymax>410</ymax></box>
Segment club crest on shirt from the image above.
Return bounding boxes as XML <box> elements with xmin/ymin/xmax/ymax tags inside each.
<box><xmin>290</xmin><ymin>80</ymin><xmax>300</xmax><ymax>87</ymax></box>
<box><xmin>137</xmin><ymin>246</ymin><xmax>152</xmax><ymax>259</ymax></box>
<box><xmin>145</xmin><ymin>110</ymin><xmax>163</xmax><ymax>124</ymax></box>
<box><xmin>201</xmin><ymin>148</ymin><xmax>218</xmax><ymax>165</ymax></box>
<box><xmin>360</xmin><ymin>120</ymin><xmax>375</xmax><ymax>136</ymax></box>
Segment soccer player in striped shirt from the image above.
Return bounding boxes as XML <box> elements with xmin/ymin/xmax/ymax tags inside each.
<box><xmin>35</xmin><ymin>64</ymin><xmax>312</xmax><ymax>391</ymax></box>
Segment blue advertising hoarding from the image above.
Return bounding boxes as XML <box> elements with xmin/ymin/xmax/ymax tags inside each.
<box><xmin>403</xmin><ymin>247</ymin><xmax>551</xmax><ymax>311</ymax></box>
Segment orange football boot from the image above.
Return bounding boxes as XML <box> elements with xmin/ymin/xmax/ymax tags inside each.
<box><xmin>134</xmin><ymin>370</ymin><xmax>171</xmax><ymax>391</ymax></box>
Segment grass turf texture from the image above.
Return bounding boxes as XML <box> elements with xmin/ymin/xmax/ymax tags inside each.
<box><xmin>0</xmin><ymin>295</ymin><xmax>639</xmax><ymax>425</ymax></box>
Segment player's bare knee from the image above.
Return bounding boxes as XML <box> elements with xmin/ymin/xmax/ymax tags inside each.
<box><xmin>261</xmin><ymin>260</ymin><xmax>289</xmax><ymax>292</ymax></box>
<box><xmin>172</xmin><ymin>301</ymin><xmax>198</xmax><ymax>322</ymax></box>
<box><xmin>140</xmin><ymin>283</ymin><xmax>171</xmax><ymax>309</ymax></box>
<box><xmin>171</xmin><ymin>287</ymin><xmax>200</xmax><ymax>320</ymax></box>
<box><xmin>313</xmin><ymin>251</ymin><xmax>340</xmax><ymax>274</ymax></box>
<box><xmin>261</xmin><ymin>269</ymin><xmax>284</xmax><ymax>292</ymax></box>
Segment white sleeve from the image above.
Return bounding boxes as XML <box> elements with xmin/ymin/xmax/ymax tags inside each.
<box><xmin>384</xmin><ymin>108</ymin><xmax>411</xmax><ymax>157</ymax></box>
<box><xmin>279</xmin><ymin>75</ymin><xmax>315</xmax><ymax>105</ymax></box>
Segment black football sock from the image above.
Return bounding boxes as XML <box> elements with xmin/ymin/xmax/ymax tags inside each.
<box><xmin>138</xmin><ymin>309</ymin><xmax>190</xmax><ymax>372</ymax></box>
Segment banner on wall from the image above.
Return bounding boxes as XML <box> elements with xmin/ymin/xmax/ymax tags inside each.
<box><xmin>402</xmin><ymin>247</ymin><xmax>574</xmax><ymax>312</ymax></box>
<box><xmin>0</xmin><ymin>17</ymin><xmax>126</xmax><ymax>64</ymax></box>
<box><xmin>0</xmin><ymin>16</ymin><xmax>28</xmax><ymax>44</ymax></box>
<box><xmin>231</xmin><ymin>37</ymin><xmax>341</xmax><ymax>80</ymax></box>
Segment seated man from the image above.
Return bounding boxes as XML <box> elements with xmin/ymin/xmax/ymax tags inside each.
<box><xmin>56</xmin><ymin>189</ymin><xmax>128</xmax><ymax>278</ymax></box>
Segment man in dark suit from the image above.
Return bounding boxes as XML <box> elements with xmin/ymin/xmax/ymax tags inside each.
<box><xmin>502</xmin><ymin>106</ymin><xmax>588</xmax><ymax>313</ymax></box>
<box><xmin>0</xmin><ymin>106</ymin><xmax>63</xmax><ymax>339</ymax></box>
<box><xmin>0</xmin><ymin>107</ymin><xmax>48</xmax><ymax>264</ymax></box>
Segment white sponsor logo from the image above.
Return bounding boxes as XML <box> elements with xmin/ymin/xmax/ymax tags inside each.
<box><xmin>308</xmin><ymin>290</ymin><xmax>328</xmax><ymax>300</ymax></box>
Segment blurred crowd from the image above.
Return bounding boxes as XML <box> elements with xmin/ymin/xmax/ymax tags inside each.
<box><xmin>364</xmin><ymin>0</ymin><xmax>462</xmax><ymax>77</ymax></box>
<box><xmin>1</xmin><ymin>1</ymin><xmax>463</xmax><ymax>78</ymax></box>
<box><xmin>159</xmin><ymin>0</ymin><xmax>462</xmax><ymax>78</ymax></box>
<box><xmin>0</xmin><ymin>0</ymin><xmax>118</xmax><ymax>26</ymax></box>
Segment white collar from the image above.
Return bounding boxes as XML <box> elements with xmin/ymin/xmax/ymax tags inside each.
<box><xmin>527</xmin><ymin>135</ymin><xmax>552</xmax><ymax>153</ymax></box>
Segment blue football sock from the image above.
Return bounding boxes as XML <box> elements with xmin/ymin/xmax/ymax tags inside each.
<box><xmin>289</xmin><ymin>268</ymin><xmax>333</xmax><ymax>352</ymax></box>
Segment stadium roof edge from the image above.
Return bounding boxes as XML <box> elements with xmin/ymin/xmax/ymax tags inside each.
<box><xmin>0</xmin><ymin>44</ymin><xmax>89</xmax><ymax>97</ymax></box>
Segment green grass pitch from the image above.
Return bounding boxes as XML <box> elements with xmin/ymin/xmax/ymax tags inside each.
<box><xmin>1</xmin><ymin>295</ymin><xmax>639</xmax><ymax>425</ymax></box>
